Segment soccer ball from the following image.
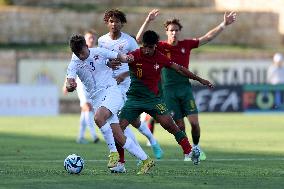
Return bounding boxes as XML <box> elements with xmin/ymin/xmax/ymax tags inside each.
<box><xmin>64</xmin><ymin>154</ymin><xmax>84</xmax><ymax>174</ymax></box>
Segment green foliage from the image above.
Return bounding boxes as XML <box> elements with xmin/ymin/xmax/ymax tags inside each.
<box><xmin>0</xmin><ymin>114</ymin><xmax>284</xmax><ymax>189</ymax></box>
<box><xmin>0</xmin><ymin>0</ymin><xmax>12</xmax><ymax>5</ymax></box>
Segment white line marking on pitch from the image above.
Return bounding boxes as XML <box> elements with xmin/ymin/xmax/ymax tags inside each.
<box><xmin>0</xmin><ymin>158</ymin><xmax>284</xmax><ymax>163</ymax></box>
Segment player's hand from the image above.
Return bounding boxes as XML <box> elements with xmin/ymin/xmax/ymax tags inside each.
<box><xmin>126</xmin><ymin>54</ymin><xmax>134</xmax><ymax>62</ymax></box>
<box><xmin>224</xmin><ymin>11</ymin><xmax>236</xmax><ymax>26</ymax></box>
<box><xmin>147</xmin><ymin>9</ymin><xmax>159</xmax><ymax>22</ymax></box>
<box><xmin>115</xmin><ymin>75</ymin><xmax>124</xmax><ymax>85</ymax></box>
<box><xmin>107</xmin><ymin>59</ymin><xmax>122</xmax><ymax>70</ymax></box>
<box><xmin>200</xmin><ymin>79</ymin><xmax>214</xmax><ymax>88</ymax></box>
<box><xmin>66</xmin><ymin>78</ymin><xmax>77</xmax><ymax>92</ymax></box>
<box><xmin>115</xmin><ymin>71</ymin><xmax>129</xmax><ymax>85</ymax></box>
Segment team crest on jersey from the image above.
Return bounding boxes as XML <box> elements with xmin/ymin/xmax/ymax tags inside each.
<box><xmin>154</xmin><ymin>62</ymin><xmax>159</xmax><ymax>71</ymax></box>
<box><xmin>118</xmin><ymin>45</ymin><xmax>124</xmax><ymax>51</ymax></box>
<box><xmin>181</xmin><ymin>48</ymin><xmax>185</xmax><ymax>54</ymax></box>
<box><xmin>93</xmin><ymin>55</ymin><xmax>99</xmax><ymax>60</ymax></box>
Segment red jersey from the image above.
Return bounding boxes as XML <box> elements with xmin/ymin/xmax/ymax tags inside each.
<box><xmin>128</xmin><ymin>48</ymin><xmax>172</xmax><ymax>96</ymax></box>
<box><xmin>158</xmin><ymin>39</ymin><xmax>199</xmax><ymax>68</ymax></box>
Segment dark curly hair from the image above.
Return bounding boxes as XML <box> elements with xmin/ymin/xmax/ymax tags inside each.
<box><xmin>69</xmin><ymin>34</ymin><xmax>86</xmax><ymax>56</ymax></box>
<box><xmin>164</xmin><ymin>18</ymin><xmax>183</xmax><ymax>31</ymax></box>
<box><xmin>103</xmin><ymin>9</ymin><xmax>127</xmax><ymax>24</ymax></box>
<box><xmin>142</xmin><ymin>30</ymin><xmax>159</xmax><ymax>46</ymax></box>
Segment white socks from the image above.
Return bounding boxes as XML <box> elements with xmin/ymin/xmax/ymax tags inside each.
<box><xmin>84</xmin><ymin>111</ymin><xmax>97</xmax><ymax>140</ymax></box>
<box><xmin>124</xmin><ymin>127</ymin><xmax>139</xmax><ymax>145</ymax></box>
<box><xmin>99</xmin><ymin>122</ymin><xmax>117</xmax><ymax>152</ymax></box>
<box><xmin>78</xmin><ymin>111</ymin><xmax>87</xmax><ymax>140</ymax></box>
<box><xmin>123</xmin><ymin>137</ymin><xmax>147</xmax><ymax>161</ymax></box>
<box><xmin>138</xmin><ymin>121</ymin><xmax>157</xmax><ymax>145</ymax></box>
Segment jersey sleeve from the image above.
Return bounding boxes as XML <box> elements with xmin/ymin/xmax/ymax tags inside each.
<box><xmin>185</xmin><ymin>39</ymin><xmax>199</xmax><ymax>49</ymax></box>
<box><xmin>97</xmin><ymin>36</ymin><xmax>103</xmax><ymax>48</ymax></box>
<box><xmin>66</xmin><ymin>60</ymin><xmax>78</xmax><ymax>79</ymax></box>
<box><xmin>159</xmin><ymin>52</ymin><xmax>172</xmax><ymax>68</ymax></box>
<box><xmin>96</xmin><ymin>47</ymin><xmax>118</xmax><ymax>59</ymax></box>
<box><xmin>128</xmin><ymin>37</ymin><xmax>139</xmax><ymax>51</ymax></box>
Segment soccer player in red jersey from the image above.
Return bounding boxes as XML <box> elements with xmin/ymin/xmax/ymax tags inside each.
<box><xmin>136</xmin><ymin>9</ymin><xmax>236</xmax><ymax>161</ymax></box>
<box><xmin>119</xmin><ymin>30</ymin><xmax>213</xmax><ymax>165</ymax></box>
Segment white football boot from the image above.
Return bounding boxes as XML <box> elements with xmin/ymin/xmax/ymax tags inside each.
<box><xmin>109</xmin><ymin>162</ymin><xmax>126</xmax><ymax>173</ymax></box>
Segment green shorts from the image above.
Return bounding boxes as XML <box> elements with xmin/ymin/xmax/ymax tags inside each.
<box><xmin>163</xmin><ymin>84</ymin><xmax>198</xmax><ymax>120</ymax></box>
<box><xmin>119</xmin><ymin>96</ymin><xmax>169</xmax><ymax>123</ymax></box>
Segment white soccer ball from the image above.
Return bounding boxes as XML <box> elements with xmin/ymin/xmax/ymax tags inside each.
<box><xmin>64</xmin><ymin>154</ymin><xmax>84</xmax><ymax>174</ymax></box>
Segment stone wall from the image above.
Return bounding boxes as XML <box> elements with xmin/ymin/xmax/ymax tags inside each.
<box><xmin>10</xmin><ymin>0</ymin><xmax>214</xmax><ymax>7</ymax></box>
<box><xmin>0</xmin><ymin>6</ymin><xmax>281</xmax><ymax>47</ymax></box>
<box><xmin>215</xmin><ymin>0</ymin><xmax>284</xmax><ymax>34</ymax></box>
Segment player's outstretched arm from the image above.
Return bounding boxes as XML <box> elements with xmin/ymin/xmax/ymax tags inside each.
<box><xmin>198</xmin><ymin>11</ymin><xmax>236</xmax><ymax>46</ymax></box>
<box><xmin>117</xmin><ymin>53</ymin><xmax>134</xmax><ymax>63</ymax></box>
<box><xmin>170</xmin><ymin>63</ymin><xmax>214</xmax><ymax>88</ymax></box>
<box><xmin>136</xmin><ymin>9</ymin><xmax>160</xmax><ymax>43</ymax></box>
<box><xmin>107</xmin><ymin>53</ymin><xmax>134</xmax><ymax>69</ymax></box>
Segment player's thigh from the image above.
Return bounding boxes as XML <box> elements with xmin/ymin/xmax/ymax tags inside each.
<box><xmin>95</xmin><ymin>106</ymin><xmax>113</xmax><ymax>126</ymax></box>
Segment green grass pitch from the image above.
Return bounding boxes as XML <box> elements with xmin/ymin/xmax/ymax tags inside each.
<box><xmin>0</xmin><ymin>113</ymin><xmax>283</xmax><ymax>189</ymax></box>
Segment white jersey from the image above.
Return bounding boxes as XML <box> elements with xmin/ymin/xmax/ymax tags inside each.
<box><xmin>76</xmin><ymin>77</ymin><xmax>91</xmax><ymax>107</ymax></box>
<box><xmin>98</xmin><ymin>32</ymin><xmax>139</xmax><ymax>100</ymax></box>
<box><xmin>66</xmin><ymin>47</ymin><xmax>118</xmax><ymax>100</ymax></box>
<box><xmin>98</xmin><ymin>32</ymin><xmax>139</xmax><ymax>77</ymax></box>
<box><xmin>267</xmin><ymin>65</ymin><xmax>284</xmax><ymax>84</ymax></box>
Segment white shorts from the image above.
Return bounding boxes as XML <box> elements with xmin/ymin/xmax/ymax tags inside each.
<box><xmin>92</xmin><ymin>85</ymin><xmax>123</xmax><ymax>124</ymax></box>
<box><xmin>76</xmin><ymin>79</ymin><xmax>92</xmax><ymax>107</ymax></box>
<box><xmin>117</xmin><ymin>76</ymin><xmax>130</xmax><ymax>103</ymax></box>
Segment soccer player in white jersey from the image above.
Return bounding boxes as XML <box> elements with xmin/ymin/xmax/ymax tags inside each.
<box><xmin>65</xmin><ymin>34</ymin><xmax>154</xmax><ymax>174</ymax></box>
<box><xmin>98</xmin><ymin>9</ymin><xmax>163</xmax><ymax>173</ymax></box>
<box><xmin>63</xmin><ymin>30</ymin><xmax>99</xmax><ymax>144</ymax></box>
<box><xmin>73</xmin><ymin>30</ymin><xmax>100</xmax><ymax>144</ymax></box>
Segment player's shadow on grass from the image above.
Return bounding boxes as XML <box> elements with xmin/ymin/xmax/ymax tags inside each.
<box><xmin>1</xmin><ymin>132</ymin><xmax>280</xmax><ymax>162</ymax></box>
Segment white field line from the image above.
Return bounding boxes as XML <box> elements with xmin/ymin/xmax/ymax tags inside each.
<box><xmin>0</xmin><ymin>157</ymin><xmax>284</xmax><ymax>163</ymax></box>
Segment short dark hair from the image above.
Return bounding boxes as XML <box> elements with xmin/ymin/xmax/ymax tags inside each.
<box><xmin>142</xmin><ymin>30</ymin><xmax>159</xmax><ymax>46</ymax></box>
<box><xmin>103</xmin><ymin>9</ymin><xmax>127</xmax><ymax>24</ymax></box>
<box><xmin>164</xmin><ymin>18</ymin><xmax>183</xmax><ymax>30</ymax></box>
<box><xmin>69</xmin><ymin>34</ymin><xmax>86</xmax><ymax>55</ymax></box>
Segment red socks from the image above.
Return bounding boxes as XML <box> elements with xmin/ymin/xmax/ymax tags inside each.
<box><xmin>115</xmin><ymin>142</ymin><xmax>125</xmax><ymax>163</ymax></box>
<box><xmin>179</xmin><ymin>138</ymin><xmax>192</xmax><ymax>154</ymax></box>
